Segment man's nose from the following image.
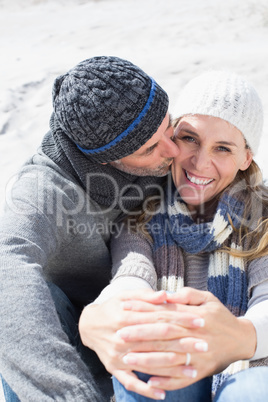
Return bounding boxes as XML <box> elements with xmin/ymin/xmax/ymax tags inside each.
<box><xmin>160</xmin><ymin>133</ymin><xmax>180</xmax><ymax>158</ymax></box>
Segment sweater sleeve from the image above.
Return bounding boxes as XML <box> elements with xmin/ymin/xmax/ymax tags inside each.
<box><xmin>92</xmin><ymin>276</ymin><xmax>153</xmax><ymax>304</ymax></box>
<box><xmin>0</xmin><ymin>165</ymin><xmax>101</xmax><ymax>401</ymax></box>
<box><xmin>111</xmin><ymin>222</ymin><xmax>157</xmax><ymax>289</ymax></box>
<box><xmin>245</xmin><ymin>277</ymin><xmax>268</xmax><ymax>361</ymax></box>
<box><xmin>237</xmin><ymin>256</ymin><xmax>268</xmax><ymax>361</ymax></box>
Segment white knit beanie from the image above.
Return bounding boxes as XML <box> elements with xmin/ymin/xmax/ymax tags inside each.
<box><xmin>173</xmin><ymin>70</ymin><xmax>263</xmax><ymax>154</ymax></box>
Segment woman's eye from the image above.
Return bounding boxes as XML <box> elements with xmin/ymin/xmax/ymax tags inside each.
<box><xmin>173</xmin><ymin>135</ymin><xmax>197</xmax><ymax>145</ymax></box>
<box><xmin>217</xmin><ymin>146</ymin><xmax>231</xmax><ymax>152</ymax></box>
<box><xmin>182</xmin><ymin>136</ymin><xmax>197</xmax><ymax>143</ymax></box>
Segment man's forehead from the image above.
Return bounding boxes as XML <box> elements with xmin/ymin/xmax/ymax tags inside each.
<box><xmin>135</xmin><ymin>113</ymin><xmax>171</xmax><ymax>156</ymax></box>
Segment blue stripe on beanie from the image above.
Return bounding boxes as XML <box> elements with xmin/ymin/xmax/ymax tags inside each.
<box><xmin>76</xmin><ymin>77</ymin><xmax>156</xmax><ymax>155</ymax></box>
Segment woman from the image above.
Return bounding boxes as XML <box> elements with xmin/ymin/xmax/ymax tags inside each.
<box><xmin>106</xmin><ymin>71</ymin><xmax>268</xmax><ymax>401</ymax></box>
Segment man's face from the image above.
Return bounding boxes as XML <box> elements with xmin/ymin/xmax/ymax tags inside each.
<box><xmin>109</xmin><ymin>113</ymin><xmax>179</xmax><ymax>176</ymax></box>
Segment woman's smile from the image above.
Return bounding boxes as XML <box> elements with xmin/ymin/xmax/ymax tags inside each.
<box><xmin>171</xmin><ymin>115</ymin><xmax>252</xmax><ymax>213</ymax></box>
<box><xmin>184</xmin><ymin>170</ymin><xmax>214</xmax><ymax>186</ymax></box>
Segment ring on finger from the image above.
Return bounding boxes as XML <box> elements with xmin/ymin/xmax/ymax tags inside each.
<box><xmin>185</xmin><ymin>352</ymin><xmax>191</xmax><ymax>366</ymax></box>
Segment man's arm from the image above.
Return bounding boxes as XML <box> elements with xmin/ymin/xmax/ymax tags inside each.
<box><xmin>0</xmin><ymin>168</ymin><xmax>101</xmax><ymax>401</ymax></box>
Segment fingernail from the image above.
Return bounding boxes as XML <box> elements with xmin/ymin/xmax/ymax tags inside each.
<box><xmin>192</xmin><ymin>318</ymin><xmax>205</xmax><ymax>327</ymax></box>
<box><xmin>116</xmin><ymin>330</ymin><xmax>123</xmax><ymax>338</ymax></box>
<box><xmin>195</xmin><ymin>341</ymin><xmax>208</xmax><ymax>352</ymax></box>
<box><xmin>122</xmin><ymin>355</ymin><xmax>137</xmax><ymax>365</ymax></box>
<box><xmin>154</xmin><ymin>391</ymin><xmax>166</xmax><ymax>400</ymax></box>
<box><xmin>116</xmin><ymin>329</ymin><xmax>129</xmax><ymax>339</ymax></box>
<box><xmin>183</xmin><ymin>368</ymin><xmax>197</xmax><ymax>378</ymax></box>
<box><xmin>148</xmin><ymin>379</ymin><xmax>160</xmax><ymax>387</ymax></box>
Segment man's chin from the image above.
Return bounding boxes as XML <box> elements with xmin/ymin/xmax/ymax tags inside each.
<box><xmin>109</xmin><ymin>160</ymin><xmax>172</xmax><ymax>177</ymax></box>
<box><xmin>153</xmin><ymin>161</ymin><xmax>173</xmax><ymax>176</ymax></box>
<box><xmin>133</xmin><ymin>164</ymin><xmax>172</xmax><ymax>177</ymax></box>
<box><xmin>151</xmin><ymin>166</ymin><xmax>171</xmax><ymax>177</ymax></box>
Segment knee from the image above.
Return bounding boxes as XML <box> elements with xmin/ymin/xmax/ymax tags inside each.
<box><xmin>215</xmin><ymin>367</ymin><xmax>268</xmax><ymax>402</ymax></box>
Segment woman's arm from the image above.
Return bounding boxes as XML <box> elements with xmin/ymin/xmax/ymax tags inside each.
<box><xmin>244</xmin><ymin>279</ymin><xmax>268</xmax><ymax>360</ymax></box>
<box><xmin>111</xmin><ymin>222</ymin><xmax>157</xmax><ymax>288</ymax></box>
<box><xmin>92</xmin><ymin>222</ymin><xmax>157</xmax><ymax>304</ymax></box>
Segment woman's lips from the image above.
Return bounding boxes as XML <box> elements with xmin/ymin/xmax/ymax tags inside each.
<box><xmin>185</xmin><ymin>170</ymin><xmax>214</xmax><ymax>186</ymax></box>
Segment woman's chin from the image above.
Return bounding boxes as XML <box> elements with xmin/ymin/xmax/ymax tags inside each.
<box><xmin>179</xmin><ymin>192</ymin><xmax>208</xmax><ymax>209</ymax></box>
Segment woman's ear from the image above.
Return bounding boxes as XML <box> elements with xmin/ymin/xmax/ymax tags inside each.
<box><xmin>240</xmin><ymin>149</ymin><xmax>253</xmax><ymax>171</ymax></box>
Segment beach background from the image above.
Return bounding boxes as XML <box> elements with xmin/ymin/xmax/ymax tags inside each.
<box><xmin>0</xmin><ymin>0</ymin><xmax>268</xmax><ymax>397</ymax></box>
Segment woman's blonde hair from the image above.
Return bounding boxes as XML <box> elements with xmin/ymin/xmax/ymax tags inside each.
<box><xmin>226</xmin><ymin>160</ymin><xmax>268</xmax><ymax>260</ymax></box>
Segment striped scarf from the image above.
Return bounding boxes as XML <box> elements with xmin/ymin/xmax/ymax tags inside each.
<box><xmin>148</xmin><ymin>186</ymin><xmax>250</xmax><ymax>392</ymax></box>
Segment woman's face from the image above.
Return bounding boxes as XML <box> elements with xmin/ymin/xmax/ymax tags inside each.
<box><xmin>172</xmin><ymin>115</ymin><xmax>252</xmax><ymax>212</ymax></box>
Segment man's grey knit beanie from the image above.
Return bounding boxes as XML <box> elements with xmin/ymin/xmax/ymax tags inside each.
<box><xmin>52</xmin><ymin>56</ymin><xmax>169</xmax><ymax>163</ymax></box>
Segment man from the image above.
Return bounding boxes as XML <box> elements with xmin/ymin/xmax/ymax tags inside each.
<box><xmin>0</xmin><ymin>56</ymin><xmax>178</xmax><ymax>401</ymax></box>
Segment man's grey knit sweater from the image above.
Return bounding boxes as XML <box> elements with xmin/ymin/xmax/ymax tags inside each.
<box><xmin>0</xmin><ymin>151</ymin><xmax>122</xmax><ymax>401</ymax></box>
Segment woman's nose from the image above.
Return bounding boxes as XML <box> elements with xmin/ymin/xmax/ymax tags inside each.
<box><xmin>192</xmin><ymin>148</ymin><xmax>211</xmax><ymax>171</ymax></box>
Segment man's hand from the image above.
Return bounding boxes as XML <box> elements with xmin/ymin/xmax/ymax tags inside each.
<box><xmin>79</xmin><ymin>289</ymin><xmax>168</xmax><ymax>373</ymax></box>
<box><xmin>78</xmin><ymin>289</ymin><xmax>204</xmax><ymax>399</ymax></box>
<box><xmin>115</xmin><ymin>288</ymin><xmax>256</xmax><ymax>395</ymax></box>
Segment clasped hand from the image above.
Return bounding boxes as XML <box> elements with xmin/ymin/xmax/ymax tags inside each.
<box><xmin>79</xmin><ymin>288</ymin><xmax>256</xmax><ymax>400</ymax></box>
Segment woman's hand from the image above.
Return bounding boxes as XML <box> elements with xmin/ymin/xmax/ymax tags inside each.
<box><xmin>78</xmin><ymin>289</ymin><xmax>203</xmax><ymax>400</ymax></box>
<box><xmin>117</xmin><ymin>288</ymin><xmax>257</xmax><ymax>394</ymax></box>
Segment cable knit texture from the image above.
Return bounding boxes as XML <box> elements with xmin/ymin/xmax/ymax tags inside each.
<box><xmin>173</xmin><ymin>70</ymin><xmax>263</xmax><ymax>154</ymax></box>
<box><xmin>52</xmin><ymin>56</ymin><xmax>169</xmax><ymax>162</ymax></box>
